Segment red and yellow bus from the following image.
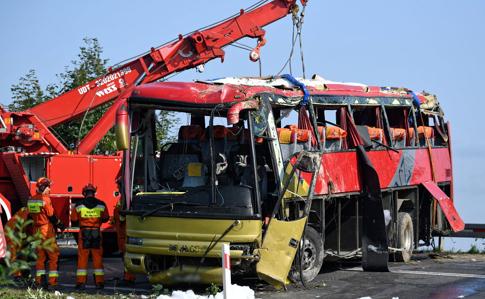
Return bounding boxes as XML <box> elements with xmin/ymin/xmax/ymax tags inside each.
<box><xmin>116</xmin><ymin>75</ymin><xmax>463</xmax><ymax>289</ymax></box>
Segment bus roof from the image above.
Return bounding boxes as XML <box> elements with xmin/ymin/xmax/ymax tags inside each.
<box><xmin>129</xmin><ymin>76</ymin><xmax>437</xmax><ymax>110</ymax></box>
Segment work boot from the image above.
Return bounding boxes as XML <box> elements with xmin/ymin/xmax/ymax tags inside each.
<box><xmin>75</xmin><ymin>283</ymin><xmax>85</xmax><ymax>290</ymax></box>
<box><xmin>96</xmin><ymin>283</ymin><xmax>104</xmax><ymax>289</ymax></box>
<box><xmin>38</xmin><ymin>274</ymin><xmax>47</xmax><ymax>289</ymax></box>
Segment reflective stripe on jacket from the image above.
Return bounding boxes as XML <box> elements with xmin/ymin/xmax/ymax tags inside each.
<box><xmin>27</xmin><ymin>193</ymin><xmax>56</xmax><ymax>226</ymax></box>
<box><xmin>72</xmin><ymin>197</ymin><xmax>109</xmax><ymax>228</ymax></box>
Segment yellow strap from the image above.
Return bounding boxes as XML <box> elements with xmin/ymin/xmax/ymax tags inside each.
<box><xmin>188</xmin><ymin>163</ymin><xmax>203</xmax><ymax>177</ymax></box>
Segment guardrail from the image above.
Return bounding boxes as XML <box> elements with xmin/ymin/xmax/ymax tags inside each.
<box><xmin>450</xmin><ymin>224</ymin><xmax>485</xmax><ymax>238</ymax></box>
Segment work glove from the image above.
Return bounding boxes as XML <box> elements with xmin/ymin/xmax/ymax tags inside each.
<box><xmin>56</xmin><ymin>222</ymin><xmax>66</xmax><ymax>233</ymax></box>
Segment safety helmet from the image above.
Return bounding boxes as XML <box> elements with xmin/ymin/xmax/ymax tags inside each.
<box><xmin>36</xmin><ymin>177</ymin><xmax>53</xmax><ymax>188</ymax></box>
<box><xmin>82</xmin><ymin>183</ymin><xmax>97</xmax><ymax>195</ymax></box>
<box><xmin>115</xmin><ymin>176</ymin><xmax>122</xmax><ymax>185</ymax></box>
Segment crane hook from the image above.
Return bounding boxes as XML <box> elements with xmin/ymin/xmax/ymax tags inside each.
<box><xmin>249</xmin><ymin>36</ymin><xmax>266</xmax><ymax>62</ymax></box>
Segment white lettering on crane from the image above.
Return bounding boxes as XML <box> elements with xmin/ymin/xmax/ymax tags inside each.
<box><xmin>95</xmin><ymin>67</ymin><xmax>132</xmax><ymax>87</ymax></box>
<box><xmin>77</xmin><ymin>84</ymin><xmax>91</xmax><ymax>95</ymax></box>
<box><xmin>77</xmin><ymin>66</ymin><xmax>131</xmax><ymax>96</ymax></box>
<box><xmin>96</xmin><ymin>82</ymin><xmax>118</xmax><ymax>98</ymax></box>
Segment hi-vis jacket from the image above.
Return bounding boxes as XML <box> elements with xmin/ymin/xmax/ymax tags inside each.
<box><xmin>72</xmin><ymin>197</ymin><xmax>109</xmax><ymax>227</ymax></box>
<box><xmin>27</xmin><ymin>192</ymin><xmax>60</xmax><ymax>226</ymax></box>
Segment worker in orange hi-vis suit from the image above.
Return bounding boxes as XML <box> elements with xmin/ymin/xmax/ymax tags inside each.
<box><xmin>114</xmin><ymin>176</ymin><xmax>136</xmax><ymax>287</ymax></box>
<box><xmin>27</xmin><ymin>177</ymin><xmax>65</xmax><ymax>290</ymax></box>
<box><xmin>71</xmin><ymin>183</ymin><xmax>109</xmax><ymax>290</ymax></box>
<box><xmin>5</xmin><ymin>206</ymin><xmax>33</xmax><ymax>285</ymax></box>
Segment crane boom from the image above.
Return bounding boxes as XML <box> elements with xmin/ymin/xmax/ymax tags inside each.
<box><xmin>0</xmin><ymin>0</ymin><xmax>306</xmax><ymax>155</ymax></box>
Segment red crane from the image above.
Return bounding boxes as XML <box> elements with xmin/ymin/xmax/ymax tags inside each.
<box><xmin>0</xmin><ymin>0</ymin><xmax>308</xmax><ymax>256</ymax></box>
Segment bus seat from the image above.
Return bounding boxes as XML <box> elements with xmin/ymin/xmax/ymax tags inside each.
<box><xmin>240</xmin><ymin>128</ymin><xmax>263</xmax><ymax>144</ymax></box>
<box><xmin>279</xmin><ymin>126</ymin><xmax>313</xmax><ymax>154</ymax></box>
<box><xmin>409</xmin><ymin>126</ymin><xmax>434</xmax><ymax>146</ymax></box>
<box><xmin>240</xmin><ymin>156</ymin><xmax>268</xmax><ymax>203</ymax></box>
<box><xmin>178</xmin><ymin>125</ymin><xmax>202</xmax><ymax>143</ymax></box>
<box><xmin>366</xmin><ymin>126</ymin><xmax>384</xmax><ymax>149</ymax></box>
<box><xmin>181</xmin><ymin>163</ymin><xmax>207</xmax><ymax>189</ymax></box>
<box><xmin>200</xmin><ymin>125</ymin><xmax>229</xmax><ymax>165</ymax></box>
<box><xmin>278</xmin><ymin>128</ymin><xmax>297</xmax><ymax>161</ymax></box>
<box><xmin>159</xmin><ymin>143</ymin><xmax>202</xmax><ymax>189</ymax></box>
<box><xmin>295</xmin><ymin>129</ymin><xmax>312</xmax><ymax>152</ymax></box>
<box><xmin>226</xmin><ymin>126</ymin><xmax>243</xmax><ymax>158</ymax></box>
<box><xmin>390</xmin><ymin>128</ymin><xmax>407</xmax><ymax>148</ymax></box>
<box><xmin>318</xmin><ymin>126</ymin><xmax>325</xmax><ymax>142</ymax></box>
<box><xmin>324</xmin><ymin>126</ymin><xmax>347</xmax><ymax>151</ymax></box>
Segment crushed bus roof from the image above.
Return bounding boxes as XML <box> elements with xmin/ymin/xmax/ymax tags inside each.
<box><xmin>130</xmin><ymin>75</ymin><xmax>439</xmax><ymax>110</ymax></box>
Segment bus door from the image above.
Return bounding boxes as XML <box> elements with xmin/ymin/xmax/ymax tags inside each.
<box><xmin>257</xmin><ymin>151</ymin><xmax>322</xmax><ymax>290</ymax></box>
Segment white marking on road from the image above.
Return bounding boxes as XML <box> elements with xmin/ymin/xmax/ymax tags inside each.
<box><xmin>394</xmin><ymin>270</ymin><xmax>485</xmax><ymax>279</ymax></box>
<box><xmin>345</xmin><ymin>267</ymin><xmax>485</xmax><ymax>279</ymax></box>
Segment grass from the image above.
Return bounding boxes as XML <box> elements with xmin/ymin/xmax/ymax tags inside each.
<box><xmin>0</xmin><ymin>288</ymin><xmax>144</xmax><ymax>299</ymax></box>
<box><xmin>416</xmin><ymin>244</ymin><xmax>485</xmax><ymax>255</ymax></box>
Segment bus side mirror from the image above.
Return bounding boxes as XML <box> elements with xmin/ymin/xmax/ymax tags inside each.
<box><xmin>115</xmin><ymin>100</ymin><xmax>129</xmax><ymax>150</ymax></box>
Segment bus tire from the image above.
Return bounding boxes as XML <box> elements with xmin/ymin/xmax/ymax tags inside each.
<box><xmin>395</xmin><ymin>212</ymin><xmax>414</xmax><ymax>262</ymax></box>
<box><xmin>288</xmin><ymin>226</ymin><xmax>324</xmax><ymax>283</ymax></box>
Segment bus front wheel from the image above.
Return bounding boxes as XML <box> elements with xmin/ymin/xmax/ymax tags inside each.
<box><xmin>288</xmin><ymin>226</ymin><xmax>324</xmax><ymax>283</ymax></box>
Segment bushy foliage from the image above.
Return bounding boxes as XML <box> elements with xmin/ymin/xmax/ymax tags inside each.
<box><xmin>0</xmin><ymin>217</ymin><xmax>55</xmax><ymax>287</ymax></box>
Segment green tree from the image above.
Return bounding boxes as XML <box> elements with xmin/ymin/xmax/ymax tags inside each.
<box><xmin>156</xmin><ymin>111</ymin><xmax>179</xmax><ymax>145</ymax></box>
<box><xmin>9</xmin><ymin>70</ymin><xmax>58</xmax><ymax>111</ymax></box>
<box><xmin>10</xmin><ymin>37</ymin><xmax>178</xmax><ymax>153</ymax></box>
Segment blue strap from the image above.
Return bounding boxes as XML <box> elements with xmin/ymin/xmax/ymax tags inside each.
<box><xmin>406</xmin><ymin>90</ymin><xmax>421</xmax><ymax>112</ymax></box>
<box><xmin>406</xmin><ymin>91</ymin><xmax>421</xmax><ymax>125</ymax></box>
<box><xmin>280</xmin><ymin>74</ymin><xmax>309</xmax><ymax>106</ymax></box>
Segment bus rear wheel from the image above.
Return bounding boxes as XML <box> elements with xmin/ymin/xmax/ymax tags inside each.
<box><xmin>288</xmin><ymin>226</ymin><xmax>324</xmax><ymax>283</ymax></box>
<box><xmin>395</xmin><ymin>212</ymin><xmax>414</xmax><ymax>262</ymax></box>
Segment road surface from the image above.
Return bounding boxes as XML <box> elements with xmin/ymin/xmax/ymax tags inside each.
<box><xmin>20</xmin><ymin>243</ymin><xmax>485</xmax><ymax>298</ymax></box>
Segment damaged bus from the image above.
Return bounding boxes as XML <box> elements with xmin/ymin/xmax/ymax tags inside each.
<box><xmin>115</xmin><ymin>75</ymin><xmax>464</xmax><ymax>289</ymax></box>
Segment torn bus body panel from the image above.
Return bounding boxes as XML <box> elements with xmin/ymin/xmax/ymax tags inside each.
<box><xmin>421</xmin><ymin>181</ymin><xmax>465</xmax><ymax>232</ymax></box>
<box><xmin>357</xmin><ymin>146</ymin><xmax>389</xmax><ymax>272</ymax></box>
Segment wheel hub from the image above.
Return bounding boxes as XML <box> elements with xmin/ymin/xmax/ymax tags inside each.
<box><xmin>301</xmin><ymin>239</ymin><xmax>316</xmax><ymax>270</ymax></box>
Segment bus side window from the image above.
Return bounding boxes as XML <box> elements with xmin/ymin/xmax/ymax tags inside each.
<box><xmin>352</xmin><ymin>106</ymin><xmax>388</xmax><ymax>149</ymax></box>
<box><xmin>316</xmin><ymin>107</ymin><xmax>347</xmax><ymax>152</ymax></box>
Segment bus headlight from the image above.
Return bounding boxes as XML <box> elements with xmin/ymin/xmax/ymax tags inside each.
<box><xmin>127</xmin><ymin>237</ymin><xmax>143</xmax><ymax>245</ymax></box>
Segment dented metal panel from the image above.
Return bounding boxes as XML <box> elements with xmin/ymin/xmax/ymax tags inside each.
<box><xmin>256</xmin><ymin>217</ymin><xmax>307</xmax><ymax>290</ymax></box>
<box><xmin>421</xmin><ymin>181</ymin><xmax>465</xmax><ymax>232</ymax></box>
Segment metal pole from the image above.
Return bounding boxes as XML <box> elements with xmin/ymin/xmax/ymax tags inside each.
<box><xmin>222</xmin><ymin>244</ymin><xmax>231</xmax><ymax>299</ymax></box>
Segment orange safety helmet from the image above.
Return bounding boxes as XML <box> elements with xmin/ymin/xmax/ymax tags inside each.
<box><xmin>36</xmin><ymin>177</ymin><xmax>53</xmax><ymax>188</ymax></box>
<box><xmin>82</xmin><ymin>183</ymin><xmax>97</xmax><ymax>195</ymax></box>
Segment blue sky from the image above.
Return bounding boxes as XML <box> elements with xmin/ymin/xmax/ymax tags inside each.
<box><xmin>1</xmin><ymin>1</ymin><xmax>484</xmax><ymax>251</ymax></box>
